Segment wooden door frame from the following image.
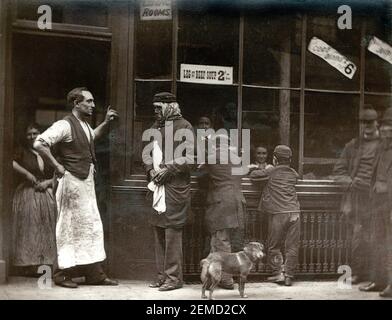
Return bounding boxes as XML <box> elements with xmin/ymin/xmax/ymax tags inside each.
<box><xmin>0</xmin><ymin>0</ymin><xmax>13</xmax><ymax>284</ymax></box>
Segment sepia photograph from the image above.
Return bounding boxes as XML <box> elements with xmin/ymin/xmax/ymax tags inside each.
<box><xmin>0</xmin><ymin>0</ymin><xmax>391</xmax><ymax>305</ymax></box>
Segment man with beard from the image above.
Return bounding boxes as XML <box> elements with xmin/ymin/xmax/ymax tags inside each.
<box><xmin>360</xmin><ymin>107</ymin><xmax>392</xmax><ymax>297</ymax></box>
<box><xmin>144</xmin><ymin>92</ymin><xmax>194</xmax><ymax>291</ymax></box>
<box><xmin>332</xmin><ymin>105</ymin><xmax>380</xmax><ymax>284</ymax></box>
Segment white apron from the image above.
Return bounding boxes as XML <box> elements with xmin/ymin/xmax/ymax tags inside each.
<box><xmin>55</xmin><ymin>165</ymin><xmax>106</xmax><ymax>269</ymax></box>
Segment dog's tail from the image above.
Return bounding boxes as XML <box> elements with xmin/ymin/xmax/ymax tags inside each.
<box><xmin>200</xmin><ymin>259</ymin><xmax>209</xmax><ymax>283</ymax></box>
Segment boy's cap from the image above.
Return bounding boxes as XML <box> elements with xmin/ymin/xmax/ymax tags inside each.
<box><xmin>153</xmin><ymin>92</ymin><xmax>177</xmax><ymax>104</ymax></box>
<box><xmin>273</xmin><ymin>145</ymin><xmax>292</xmax><ymax>158</ymax></box>
<box><xmin>359</xmin><ymin>105</ymin><xmax>378</xmax><ymax>121</ymax></box>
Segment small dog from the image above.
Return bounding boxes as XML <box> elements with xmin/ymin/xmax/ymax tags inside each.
<box><xmin>200</xmin><ymin>242</ymin><xmax>265</xmax><ymax>300</ymax></box>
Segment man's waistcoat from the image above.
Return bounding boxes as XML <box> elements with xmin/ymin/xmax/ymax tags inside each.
<box><xmin>57</xmin><ymin>114</ymin><xmax>96</xmax><ymax>179</ymax></box>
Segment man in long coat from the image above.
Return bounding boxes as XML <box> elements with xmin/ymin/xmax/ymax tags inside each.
<box><xmin>202</xmin><ymin>133</ymin><xmax>246</xmax><ymax>289</ymax></box>
<box><xmin>360</xmin><ymin>107</ymin><xmax>392</xmax><ymax>297</ymax></box>
<box><xmin>332</xmin><ymin>106</ymin><xmax>380</xmax><ymax>284</ymax></box>
<box><xmin>144</xmin><ymin>92</ymin><xmax>194</xmax><ymax>291</ymax></box>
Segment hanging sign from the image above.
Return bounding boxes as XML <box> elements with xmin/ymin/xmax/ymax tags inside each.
<box><xmin>180</xmin><ymin>64</ymin><xmax>233</xmax><ymax>85</ymax></box>
<box><xmin>368</xmin><ymin>36</ymin><xmax>392</xmax><ymax>65</ymax></box>
<box><xmin>308</xmin><ymin>36</ymin><xmax>357</xmax><ymax>79</ymax></box>
<box><xmin>140</xmin><ymin>0</ymin><xmax>172</xmax><ymax>21</ymax></box>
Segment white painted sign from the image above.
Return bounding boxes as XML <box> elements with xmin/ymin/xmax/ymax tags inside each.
<box><xmin>180</xmin><ymin>64</ymin><xmax>233</xmax><ymax>85</ymax></box>
<box><xmin>308</xmin><ymin>36</ymin><xmax>357</xmax><ymax>79</ymax></box>
<box><xmin>368</xmin><ymin>36</ymin><xmax>392</xmax><ymax>65</ymax></box>
<box><xmin>140</xmin><ymin>0</ymin><xmax>172</xmax><ymax>21</ymax></box>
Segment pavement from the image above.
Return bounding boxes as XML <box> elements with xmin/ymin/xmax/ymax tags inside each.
<box><xmin>0</xmin><ymin>276</ymin><xmax>390</xmax><ymax>300</ymax></box>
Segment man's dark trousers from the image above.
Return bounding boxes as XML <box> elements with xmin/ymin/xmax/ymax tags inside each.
<box><xmin>349</xmin><ymin>190</ymin><xmax>372</xmax><ymax>279</ymax></box>
<box><xmin>153</xmin><ymin>226</ymin><xmax>183</xmax><ymax>286</ymax></box>
<box><xmin>268</xmin><ymin>213</ymin><xmax>300</xmax><ymax>278</ymax></box>
<box><xmin>368</xmin><ymin>194</ymin><xmax>392</xmax><ymax>286</ymax></box>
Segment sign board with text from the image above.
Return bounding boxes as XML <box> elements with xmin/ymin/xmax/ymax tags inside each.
<box><xmin>308</xmin><ymin>36</ymin><xmax>357</xmax><ymax>79</ymax></box>
<box><xmin>140</xmin><ymin>0</ymin><xmax>172</xmax><ymax>21</ymax></box>
<box><xmin>180</xmin><ymin>64</ymin><xmax>233</xmax><ymax>85</ymax></box>
<box><xmin>368</xmin><ymin>36</ymin><xmax>392</xmax><ymax>65</ymax></box>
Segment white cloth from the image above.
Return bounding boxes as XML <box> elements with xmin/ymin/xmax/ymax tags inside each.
<box><xmin>147</xmin><ymin>141</ymin><xmax>166</xmax><ymax>213</ymax></box>
<box><xmin>55</xmin><ymin>165</ymin><xmax>106</xmax><ymax>269</ymax></box>
<box><xmin>37</xmin><ymin>117</ymin><xmax>104</xmax><ymax>269</ymax></box>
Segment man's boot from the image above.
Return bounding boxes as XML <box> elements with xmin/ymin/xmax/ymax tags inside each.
<box><xmin>359</xmin><ymin>282</ymin><xmax>383</xmax><ymax>292</ymax></box>
<box><xmin>54</xmin><ymin>270</ymin><xmax>78</xmax><ymax>289</ymax></box>
<box><xmin>266</xmin><ymin>273</ymin><xmax>285</xmax><ymax>284</ymax></box>
<box><xmin>379</xmin><ymin>285</ymin><xmax>392</xmax><ymax>298</ymax></box>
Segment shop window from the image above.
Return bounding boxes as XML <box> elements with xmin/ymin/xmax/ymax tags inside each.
<box><xmin>306</xmin><ymin>14</ymin><xmax>361</xmax><ymax>91</ymax></box>
<box><xmin>17</xmin><ymin>0</ymin><xmax>109</xmax><ymax>27</ymax></box>
<box><xmin>177</xmin><ymin>7</ymin><xmax>239</xmax><ymax>83</ymax></box>
<box><xmin>135</xmin><ymin>8</ymin><xmax>172</xmax><ymax>79</ymax></box>
<box><xmin>243</xmin><ymin>13</ymin><xmax>301</xmax><ymax>88</ymax></box>
<box><xmin>365</xmin><ymin>19</ymin><xmax>392</xmax><ymax>93</ymax></box>
<box><xmin>303</xmin><ymin>92</ymin><xmax>359</xmax><ymax>179</ymax></box>
<box><xmin>176</xmin><ymin>83</ymin><xmax>237</xmax><ymax>130</ymax></box>
<box><xmin>132</xmin><ymin>81</ymin><xmax>172</xmax><ymax>174</ymax></box>
<box><xmin>242</xmin><ymin>88</ymin><xmax>300</xmax><ymax>170</ymax></box>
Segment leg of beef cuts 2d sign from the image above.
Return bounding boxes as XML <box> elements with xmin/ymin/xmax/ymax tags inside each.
<box><xmin>180</xmin><ymin>64</ymin><xmax>233</xmax><ymax>85</ymax></box>
<box><xmin>308</xmin><ymin>36</ymin><xmax>357</xmax><ymax>79</ymax></box>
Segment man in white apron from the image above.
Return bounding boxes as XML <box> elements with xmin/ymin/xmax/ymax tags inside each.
<box><xmin>34</xmin><ymin>87</ymin><xmax>118</xmax><ymax>288</ymax></box>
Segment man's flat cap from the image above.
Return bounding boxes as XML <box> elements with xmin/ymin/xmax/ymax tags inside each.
<box><xmin>153</xmin><ymin>92</ymin><xmax>177</xmax><ymax>103</ymax></box>
<box><xmin>381</xmin><ymin>107</ymin><xmax>392</xmax><ymax>125</ymax></box>
<box><xmin>273</xmin><ymin>145</ymin><xmax>292</xmax><ymax>159</ymax></box>
<box><xmin>359</xmin><ymin>105</ymin><xmax>378</xmax><ymax>121</ymax></box>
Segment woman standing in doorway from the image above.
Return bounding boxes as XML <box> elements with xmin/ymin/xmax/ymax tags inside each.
<box><xmin>12</xmin><ymin>123</ymin><xmax>57</xmax><ymax>275</ymax></box>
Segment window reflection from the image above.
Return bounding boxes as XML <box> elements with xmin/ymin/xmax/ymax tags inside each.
<box><xmin>135</xmin><ymin>10</ymin><xmax>172</xmax><ymax>79</ymax></box>
<box><xmin>178</xmin><ymin>7</ymin><xmax>239</xmax><ymax>83</ymax></box>
<box><xmin>177</xmin><ymin>83</ymin><xmax>237</xmax><ymax>131</ymax></box>
<box><xmin>303</xmin><ymin>92</ymin><xmax>359</xmax><ymax>179</ymax></box>
<box><xmin>244</xmin><ymin>13</ymin><xmax>301</xmax><ymax>87</ymax></box>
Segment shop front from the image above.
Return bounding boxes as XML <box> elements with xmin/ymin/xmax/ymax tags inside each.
<box><xmin>0</xmin><ymin>0</ymin><xmax>391</xmax><ymax>282</ymax></box>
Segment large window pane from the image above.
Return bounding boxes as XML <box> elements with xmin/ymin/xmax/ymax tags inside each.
<box><xmin>132</xmin><ymin>81</ymin><xmax>172</xmax><ymax>174</ymax></box>
<box><xmin>242</xmin><ymin>88</ymin><xmax>300</xmax><ymax>170</ymax></box>
<box><xmin>17</xmin><ymin>0</ymin><xmax>109</xmax><ymax>27</ymax></box>
<box><xmin>306</xmin><ymin>14</ymin><xmax>360</xmax><ymax>91</ymax></box>
<box><xmin>365</xmin><ymin>19</ymin><xmax>392</xmax><ymax>93</ymax></box>
<box><xmin>244</xmin><ymin>13</ymin><xmax>301</xmax><ymax>87</ymax></box>
<box><xmin>178</xmin><ymin>7</ymin><xmax>239</xmax><ymax>83</ymax></box>
<box><xmin>304</xmin><ymin>92</ymin><xmax>359</xmax><ymax>179</ymax></box>
<box><xmin>135</xmin><ymin>8</ymin><xmax>172</xmax><ymax>79</ymax></box>
<box><xmin>177</xmin><ymin>83</ymin><xmax>237</xmax><ymax>130</ymax></box>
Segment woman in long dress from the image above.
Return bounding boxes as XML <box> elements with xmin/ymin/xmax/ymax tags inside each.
<box><xmin>12</xmin><ymin>123</ymin><xmax>57</xmax><ymax>274</ymax></box>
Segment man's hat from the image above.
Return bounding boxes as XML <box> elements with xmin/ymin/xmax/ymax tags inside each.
<box><xmin>381</xmin><ymin>107</ymin><xmax>392</xmax><ymax>125</ymax></box>
<box><xmin>273</xmin><ymin>145</ymin><xmax>292</xmax><ymax>159</ymax></box>
<box><xmin>153</xmin><ymin>92</ymin><xmax>177</xmax><ymax>104</ymax></box>
<box><xmin>359</xmin><ymin>105</ymin><xmax>378</xmax><ymax>121</ymax></box>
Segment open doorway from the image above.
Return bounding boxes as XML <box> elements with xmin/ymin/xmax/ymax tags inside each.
<box><xmin>11</xmin><ymin>33</ymin><xmax>111</xmax><ymax>276</ymax></box>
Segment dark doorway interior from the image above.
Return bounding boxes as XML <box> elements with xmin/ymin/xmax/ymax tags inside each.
<box><xmin>11</xmin><ymin>33</ymin><xmax>111</xmax><ymax>275</ymax></box>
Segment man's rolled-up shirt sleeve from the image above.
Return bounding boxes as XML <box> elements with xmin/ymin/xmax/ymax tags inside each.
<box><xmin>36</xmin><ymin>120</ymin><xmax>72</xmax><ymax>147</ymax></box>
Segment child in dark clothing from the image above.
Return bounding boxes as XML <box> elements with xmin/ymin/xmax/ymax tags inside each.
<box><xmin>250</xmin><ymin>145</ymin><xmax>300</xmax><ymax>286</ymax></box>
